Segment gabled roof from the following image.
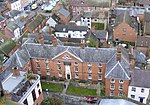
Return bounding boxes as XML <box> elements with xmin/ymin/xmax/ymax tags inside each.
<box><xmin>0</xmin><ymin>15</ymin><xmax>5</xmax><ymax>22</ymax></box>
<box><xmin>130</xmin><ymin>69</ymin><xmax>150</xmax><ymax>88</ymax></box>
<box><xmin>4</xmin><ymin>43</ymin><xmax>117</xmax><ymax>68</ymax></box>
<box><xmin>68</xmin><ymin>0</ymin><xmax>111</xmax><ymax>7</ymax></box>
<box><xmin>115</xmin><ymin>11</ymin><xmax>138</xmax><ymax>32</ymax></box>
<box><xmin>6</xmin><ymin>21</ymin><xmax>19</xmax><ymax>32</ymax></box>
<box><xmin>105</xmin><ymin>46</ymin><xmax>130</xmax><ymax>80</ymax></box>
<box><xmin>27</xmin><ymin>15</ymin><xmax>45</xmax><ymax>31</ymax></box>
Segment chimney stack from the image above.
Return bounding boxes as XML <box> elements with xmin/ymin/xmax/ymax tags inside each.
<box><xmin>80</xmin><ymin>39</ymin><xmax>85</xmax><ymax>49</ymax></box>
<box><xmin>12</xmin><ymin>67</ymin><xmax>20</xmax><ymax>76</ymax></box>
<box><xmin>96</xmin><ymin>40</ymin><xmax>99</xmax><ymax>50</ymax></box>
<box><xmin>52</xmin><ymin>35</ymin><xmax>58</xmax><ymax>47</ymax></box>
<box><xmin>116</xmin><ymin>45</ymin><xmax>121</xmax><ymax>61</ymax></box>
<box><xmin>39</xmin><ymin>32</ymin><xmax>44</xmax><ymax>45</ymax></box>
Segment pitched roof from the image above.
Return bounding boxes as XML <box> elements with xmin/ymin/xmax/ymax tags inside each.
<box><xmin>9</xmin><ymin>10</ymin><xmax>21</xmax><ymax>18</ymax></box>
<box><xmin>55</xmin><ymin>24</ymin><xmax>88</xmax><ymax>32</ymax></box>
<box><xmin>6</xmin><ymin>21</ymin><xmax>19</xmax><ymax>32</ymax></box>
<box><xmin>144</xmin><ymin>22</ymin><xmax>150</xmax><ymax>35</ymax></box>
<box><xmin>68</xmin><ymin>0</ymin><xmax>111</xmax><ymax>7</ymax></box>
<box><xmin>99</xmin><ymin>99</ymin><xmax>137</xmax><ymax>105</ymax></box>
<box><xmin>136</xmin><ymin>36</ymin><xmax>150</xmax><ymax>47</ymax></box>
<box><xmin>105</xmin><ymin>46</ymin><xmax>130</xmax><ymax>80</ymax></box>
<box><xmin>115</xmin><ymin>11</ymin><xmax>138</xmax><ymax>32</ymax></box>
<box><xmin>4</xmin><ymin>43</ymin><xmax>117</xmax><ymax>67</ymax></box>
<box><xmin>136</xmin><ymin>0</ymin><xmax>150</xmax><ymax>5</ymax></box>
<box><xmin>58</xmin><ymin>8</ymin><xmax>70</xmax><ymax>17</ymax></box>
<box><xmin>28</xmin><ymin>15</ymin><xmax>45</xmax><ymax>31</ymax></box>
<box><xmin>130</xmin><ymin>69</ymin><xmax>150</xmax><ymax>88</ymax></box>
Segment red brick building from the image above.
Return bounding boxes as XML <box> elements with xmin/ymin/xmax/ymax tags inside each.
<box><xmin>3</xmin><ymin>41</ymin><xmax>132</xmax><ymax>97</ymax></box>
<box><xmin>113</xmin><ymin>11</ymin><xmax>138</xmax><ymax>43</ymax></box>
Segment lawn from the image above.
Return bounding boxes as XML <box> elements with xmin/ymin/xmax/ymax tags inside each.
<box><xmin>67</xmin><ymin>86</ymin><xmax>97</xmax><ymax>96</ymax></box>
<box><xmin>92</xmin><ymin>23</ymin><xmax>104</xmax><ymax>30</ymax></box>
<box><xmin>41</xmin><ymin>82</ymin><xmax>63</xmax><ymax>92</ymax></box>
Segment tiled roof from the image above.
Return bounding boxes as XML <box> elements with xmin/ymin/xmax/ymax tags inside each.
<box><xmin>130</xmin><ymin>69</ymin><xmax>150</xmax><ymax>88</ymax></box>
<box><xmin>27</xmin><ymin>15</ymin><xmax>45</xmax><ymax>31</ymax></box>
<box><xmin>144</xmin><ymin>12</ymin><xmax>150</xmax><ymax>22</ymax></box>
<box><xmin>136</xmin><ymin>0</ymin><xmax>150</xmax><ymax>5</ymax></box>
<box><xmin>6</xmin><ymin>21</ymin><xmax>19</xmax><ymax>32</ymax></box>
<box><xmin>0</xmin><ymin>15</ymin><xmax>5</xmax><ymax>22</ymax></box>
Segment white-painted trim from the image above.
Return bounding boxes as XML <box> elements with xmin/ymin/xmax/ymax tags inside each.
<box><xmin>105</xmin><ymin>61</ymin><xmax>119</xmax><ymax>78</ymax></box>
<box><xmin>16</xmin><ymin>52</ymin><xmax>23</xmax><ymax>67</ymax></box>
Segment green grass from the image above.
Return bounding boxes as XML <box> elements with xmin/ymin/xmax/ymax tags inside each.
<box><xmin>92</xmin><ymin>23</ymin><xmax>104</xmax><ymax>30</ymax></box>
<box><xmin>41</xmin><ymin>82</ymin><xmax>63</xmax><ymax>92</ymax></box>
<box><xmin>67</xmin><ymin>86</ymin><xmax>97</xmax><ymax>96</ymax></box>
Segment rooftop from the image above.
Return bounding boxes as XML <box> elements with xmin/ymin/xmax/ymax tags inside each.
<box><xmin>99</xmin><ymin>99</ymin><xmax>137</xmax><ymax>105</ymax></box>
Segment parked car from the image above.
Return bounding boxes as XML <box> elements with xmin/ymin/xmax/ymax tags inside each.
<box><xmin>87</xmin><ymin>96</ymin><xmax>97</xmax><ymax>103</ymax></box>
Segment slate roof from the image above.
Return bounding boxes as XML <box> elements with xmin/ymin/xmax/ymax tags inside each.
<box><xmin>136</xmin><ymin>0</ymin><xmax>150</xmax><ymax>5</ymax></box>
<box><xmin>4</xmin><ymin>43</ymin><xmax>117</xmax><ymax>67</ymax></box>
<box><xmin>115</xmin><ymin>11</ymin><xmax>138</xmax><ymax>32</ymax></box>
<box><xmin>6</xmin><ymin>21</ymin><xmax>19</xmax><ymax>32</ymax></box>
<box><xmin>14</xmin><ymin>18</ymin><xmax>26</xmax><ymax>28</ymax></box>
<box><xmin>58</xmin><ymin>8</ymin><xmax>70</xmax><ymax>17</ymax></box>
<box><xmin>135</xmin><ymin>50</ymin><xmax>146</xmax><ymax>64</ymax></box>
<box><xmin>9</xmin><ymin>10</ymin><xmax>21</xmax><ymax>18</ymax></box>
<box><xmin>0</xmin><ymin>15</ymin><xmax>5</xmax><ymax>22</ymax></box>
<box><xmin>92</xmin><ymin>30</ymin><xmax>108</xmax><ymax>41</ymax></box>
<box><xmin>136</xmin><ymin>36</ymin><xmax>150</xmax><ymax>47</ymax></box>
<box><xmin>55</xmin><ymin>24</ymin><xmax>88</xmax><ymax>32</ymax></box>
<box><xmin>99</xmin><ymin>99</ymin><xmax>137</xmax><ymax>105</ymax></box>
<box><xmin>105</xmin><ymin>46</ymin><xmax>130</xmax><ymax>80</ymax></box>
<box><xmin>68</xmin><ymin>0</ymin><xmax>110</xmax><ymax>7</ymax></box>
<box><xmin>28</xmin><ymin>15</ymin><xmax>45</xmax><ymax>31</ymax></box>
<box><xmin>130</xmin><ymin>69</ymin><xmax>150</xmax><ymax>88</ymax></box>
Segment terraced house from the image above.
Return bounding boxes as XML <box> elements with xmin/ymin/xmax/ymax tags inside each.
<box><xmin>27</xmin><ymin>15</ymin><xmax>46</xmax><ymax>33</ymax></box>
<box><xmin>3</xmin><ymin>38</ymin><xmax>134</xmax><ymax>97</ymax></box>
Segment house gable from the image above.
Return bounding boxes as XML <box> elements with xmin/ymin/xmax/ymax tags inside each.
<box><xmin>52</xmin><ymin>48</ymin><xmax>83</xmax><ymax>62</ymax></box>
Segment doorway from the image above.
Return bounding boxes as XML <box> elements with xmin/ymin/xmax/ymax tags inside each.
<box><xmin>140</xmin><ymin>97</ymin><xmax>144</xmax><ymax>103</ymax></box>
<box><xmin>67</xmin><ymin>74</ymin><xmax>70</xmax><ymax>79</ymax></box>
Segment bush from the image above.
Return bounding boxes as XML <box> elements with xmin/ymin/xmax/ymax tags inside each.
<box><xmin>79</xmin><ymin>80</ymin><xmax>87</xmax><ymax>83</ymax></box>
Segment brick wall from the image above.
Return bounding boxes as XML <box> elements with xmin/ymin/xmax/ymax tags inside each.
<box><xmin>113</xmin><ymin>22</ymin><xmax>137</xmax><ymax>43</ymax></box>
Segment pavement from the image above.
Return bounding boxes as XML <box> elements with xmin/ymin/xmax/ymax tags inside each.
<box><xmin>62</xmin><ymin>80</ymin><xmax>70</xmax><ymax>94</ymax></box>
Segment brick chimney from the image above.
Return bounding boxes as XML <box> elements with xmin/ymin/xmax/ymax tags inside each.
<box><xmin>116</xmin><ymin>45</ymin><xmax>121</xmax><ymax>61</ymax></box>
<box><xmin>96</xmin><ymin>40</ymin><xmax>99</xmax><ymax>50</ymax></box>
<box><xmin>12</xmin><ymin>67</ymin><xmax>20</xmax><ymax>76</ymax></box>
<box><xmin>39</xmin><ymin>32</ymin><xmax>44</xmax><ymax>45</ymax></box>
<box><xmin>5</xmin><ymin>90</ymin><xmax>12</xmax><ymax>100</ymax></box>
<box><xmin>52</xmin><ymin>35</ymin><xmax>58</xmax><ymax>47</ymax></box>
<box><xmin>80</xmin><ymin>39</ymin><xmax>85</xmax><ymax>49</ymax></box>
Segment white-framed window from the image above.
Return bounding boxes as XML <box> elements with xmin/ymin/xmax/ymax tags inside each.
<box><xmin>74</xmin><ymin>67</ymin><xmax>78</xmax><ymax>72</ymax></box>
<box><xmin>88</xmin><ymin>66</ymin><xmax>92</xmax><ymax>73</ymax></box>
<box><xmin>110</xmin><ymin>84</ymin><xmax>115</xmax><ymax>90</ymax></box>
<box><xmin>98</xmin><ymin>63</ymin><xmax>102</xmax><ymax>67</ymax></box>
<box><xmin>119</xmin><ymin>80</ymin><xmax>124</xmax><ymax>84</ymax></box>
<box><xmin>37</xmin><ymin>68</ymin><xmax>41</xmax><ymax>74</ymax></box>
<box><xmin>118</xmin><ymin>92</ymin><xmax>123</xmax><ymax>96</ymax></box>
<box><xmin>45</xmin><ymin>63</ymin><xmax>49</xmax><ymax>70</ymax></box>
<box><xmin>98</xmin><ymin>69</ymin><xmax>102</xmax><ymax>74</ymax></box>
<box><xmin>141</xmin><ymin>88</ymin><xmax>144</xmax><ymax>93</ymax></box>
<box><xmin>75</xmin><ymin>74</ymin><xmax>79</xmax><ymax>79</ymax></box>
<box><xmin>110</xmin><ymin>91</ymin><xmax>114</xmax><ymax>96</ymax></box>
<box><xmin>131</xmin><ymin>87</ymin><xmax>136</xmax><ymax>92</ymax></box>
<box><xmin>88</xmin><ymin>74</ymin><xmax>92</xmax><ymax>79</ymax></box>
<box><xmin>36</xmin><ymin>62</ymin><xmax>40</xmax><ymax>68</ymax></box>
<box><xmin>119</xmin><ymin>85</ymin><xmax>123</xmax><ymax>90</ymax></box>
<box><xmin>110</xmin><ymin>79</ymin><xmax>115</xmax><ymax>83</ymax></box>
<box><xmin>98</xmin><ymin>75</ymin><xmax>102</xmax><ymax>80</ymax></box>
<box><xmin>35</xmin><ymin>59</ymin><xmax>39</xmax><ymax>62</ymax></box>
<box><xmin>74</xmin><ymin>62</ymin><xmax>78</xmax><ymax>66</ymax></box>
